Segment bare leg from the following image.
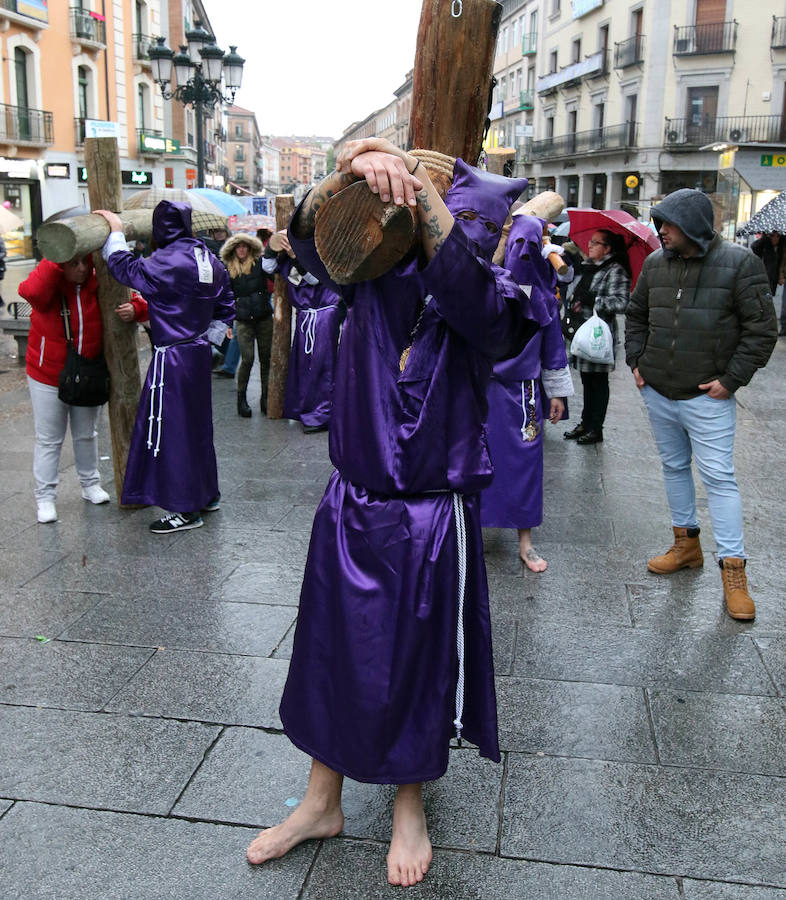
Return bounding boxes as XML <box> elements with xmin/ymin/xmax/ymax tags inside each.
<box><xmin>519</xmin><ymin>528</ymin><xmax>547</xmax><ymax>572</ymax></box>
<box><xmin>386</xmin><ymin>783</ymin><xmax>433</xmax><ymax>887</ymax></box>
<box><xmin>246</xmin><ymin>758</ymin><xmax>344</xmax><ymax>864</ymax></box>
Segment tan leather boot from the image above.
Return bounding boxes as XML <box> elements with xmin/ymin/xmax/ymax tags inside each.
<box><xmin>721</xmin><ymin>557</ymin><xmax>755</xmax><ymax>621</ymax></box>
<box><xmin>647</xmin><ymin>527</ymin><xmax>704</xmax><ymax>574</ymax></box>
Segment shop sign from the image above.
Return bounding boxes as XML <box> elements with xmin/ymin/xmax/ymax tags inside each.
<box><xmin>0</xmin><ymin>158</ymin><xmax>37</xmax><ymax>178</ymax></box>
<box><xmin>139</xmin><ymin>133</ymin><xmax>181</xmax><ymax>154</ymax></box>
<box><xmin>121</xmin><ymin>170</ymin><xmax>153</xmax><ymax>186</ymax></box>
<box><xmin>78</xmin><ymin>167</ymin><xmax>88</xmax><ymax>183</ymax></box>
<box><xmin>572</xmin><ymin>0</ymin><xmax>604</xmax><ymax>17</ymax></box>
<box><xmin>625</xmin><ymin>174</ymin><xmax>639</xmax><ymax>189</ymax></box>
<box><xmin>84</xmin><ymin>120</ymin><xmax>121</xmax><ymax>139</ymax></box>
<box><xmin>45</xmin><ymin>163</ymin><xmax>71</xmax><ymax>179</ymax></box>
<box><xmin>17</xmin><ymin>0</ymin><xmax>48</xmax><ymax>23</ymax></box>
<box><xmin>760</xmin><ymin>154</ymin><xmax>786</xmax><ymax>168</ymax></box>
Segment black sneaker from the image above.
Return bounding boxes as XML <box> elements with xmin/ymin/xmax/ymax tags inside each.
<box><xmin>202</xmin><ymin>493</ymin><xmax>221</xmax><ymax>512</ymax></box>
<box><xmin>149</xmin><ymin>512</ymin><xmax>203</xmax><ymax>533</ymax></box>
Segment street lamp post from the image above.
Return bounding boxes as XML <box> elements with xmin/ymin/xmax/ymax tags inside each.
<box><xmin>148</xmin><ymin>22</ymin><xmax>244</xmax><ymax>189</ymax></box>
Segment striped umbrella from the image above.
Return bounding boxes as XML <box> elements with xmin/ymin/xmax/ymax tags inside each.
<box><xmin>123</xmin><ymin>187</ymin><xmax>228</xmax><ymax>233</ymax></box>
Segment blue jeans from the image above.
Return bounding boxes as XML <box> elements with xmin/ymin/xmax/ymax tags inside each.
<box><xmin>219</xmin><ymin>333</ymin><xmax>240</xmax><ymax>375</ymax></box>
<box><xmin>641</xmin><ymin>385</ymin><xmax>744</xmax><ymax>559</ymax></box>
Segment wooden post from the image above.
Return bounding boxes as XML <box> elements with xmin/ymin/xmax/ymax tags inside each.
<box><xmin>84</xmin><ymin>137</ymin><xmax>142</xmax><ymax>504</ymax></box>
<box><xmin>408</xmin><ymin>0</ymin><xmax>502</xmax><ymax>162</ymax></box>
<box><xmin>266</xmin><ymin>194</ymin><xmax>295</xmax><ymax>419</ymax></box>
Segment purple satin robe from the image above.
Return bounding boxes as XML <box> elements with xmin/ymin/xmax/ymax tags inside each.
<box><xmin>279</xmin><ymin>259</ymin><xmax>342</xmax><ymax>428</ymax></box>
<box><xmin>280</xmin><ymin>211</ymin><xmax>538</xmax><ymax>783</ymax></box>
<box><xmin>482</xmin><ymin>214</ymin><xmax>570</xmax><ymax>529</ymax></box>
<box><xmin>106</xmin><ymin>202</ymin><xmax>234</xmax><ymax>511</ymax></box>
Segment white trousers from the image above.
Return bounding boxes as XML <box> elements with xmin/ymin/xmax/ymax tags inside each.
<box><xmin>27</xmin><ymin>376</ymin><xmax>101</xmax><ymax>502</ymax></box>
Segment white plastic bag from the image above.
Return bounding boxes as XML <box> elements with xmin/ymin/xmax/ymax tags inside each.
<box><xmin>570</xmin><ymin>311</ymin><xmax>614</xmax><ymax>365</ymax></box>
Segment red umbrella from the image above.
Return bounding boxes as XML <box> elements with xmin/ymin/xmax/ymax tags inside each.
<box><xmin>566</xmin><ymin>208</ymin><xmax>660</xmax><ymax>287</ymax></box>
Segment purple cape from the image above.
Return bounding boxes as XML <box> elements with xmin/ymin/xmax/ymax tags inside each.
<box><xmin>106</xmin><ymin>201</ymin><xmax>235</xmax><ymax>511</ymax></box>
<box><xmin>279</xmin><ymin>259</ymin><xmax>342</xmax><ymax>427</ymax></box>
<box><xmin>277</xmin><ymin>199</ymin><xmax>539</xmax><ymax>782</ymax></box>
<box><xmin>481</xmin><ymin>214</ymin><xmax>569</xmax><ymax>529</ymax></box>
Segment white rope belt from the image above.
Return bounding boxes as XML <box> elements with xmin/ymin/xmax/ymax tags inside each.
<box><xmin>452</xmin><ymin>492</ymin><xmax>467</xmax><ymax>745</ymax></box>
<box><xmin>300</xmin><ymin>308</ymin><xmax>319</xmax><ymax>355</ymax></box>
<box><xmin>147</xmin><ymin>347</ymin><xmax>167</xmax><ymax>457</ymax></box>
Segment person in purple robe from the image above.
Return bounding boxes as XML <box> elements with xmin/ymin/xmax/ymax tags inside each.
<box><xmin>244</xmin><ymin>138</ymin><xmax>539</xmax><ymax>887</ymax></box>
<box><xmin>94</xmin><ymin>202</ymin><xmax>234</xmax><ymax>533</ymax></box>
<box><xmin>480</xmin><ymin>213</ymin><xmax>574</xmax><ymax>571</ymax></box>
<box><xmin>262</xmin><ymin>230</ymin><xmax>343</xmax><ymax>433</ymax></box>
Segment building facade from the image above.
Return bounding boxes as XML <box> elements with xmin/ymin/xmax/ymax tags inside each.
<box><xmin>225</xmin><ymin>105</ymin><xmax>260</xmax><ymax>195</ymax></box>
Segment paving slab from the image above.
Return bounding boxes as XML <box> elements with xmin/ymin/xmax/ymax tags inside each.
<box><xmin>218</xmin><ymin>560</ymin><xmax>303</xmax><ymax>606</ymax></box>
<box><xmin>0</xmin><ymin>799</ymin><xmax>12</xmax><ymax>816</ymax></box>
<box><xmin>0</xmin><ymin>802</ymin><xmax>316</xmax><ymax>900</ymax></box>
<box><xmin>0</xmin><ymin>637</ymin><xmax>153</xmax><ymax>710</ymax></box>
<box><xmin>0</xmin><ymin>546</ymin><xmax>68</xmax><ymax>589</ymax></box>
<box><xmin>649</xmin><ymin>688</ymin><xmax>786</xmax><ymax>776</ymax></box>
<box><xmin>487</xmin><ymin>572</ymin><xmax>632</xmax><ymax>626</ymax></box>
<box><xmin>496</xmin><ymin>676</ymin><xmax>655</xmax><ymax>762</ymax></box>
<box><xmin>0</xmin><ymin>705</ymin><xmax>220</xmax><ymax>814</ymax></box>
<box><xmin>501</xmin><ymin>754</ymin><xmax>786</xmax><ymax>886</ymax></box>
<box><xmin>754</xmin><ymin>637</ymin><xmax>786</xmax><ymax>695</ymax></box>
<box><xmin>683</xmin><ymin>880</ymin><xmax>786</xmax><ymax>899</ymax></box>
<box><xmin>0</xmin><ymin>587</ymin><xmax>106</xmax><ymax>638</ymax></box>
<box><xmin>512</xmin><ymin>622</ymin><xmax>774</xmax><ymax>694</ymax></box>
<box><xmin>303</xmin><ymin>840</ymin><xmax>681</xmax><ymax>899</ymax></box>
<box><xmin>107</xmin><ymin>649</ymin><xmax>289</xmax><ymax>728</ymax></box>
<box><xmin>60</xmin><ymin>596</ymin><xmax>296</xmax><ymax>657</ymax></box>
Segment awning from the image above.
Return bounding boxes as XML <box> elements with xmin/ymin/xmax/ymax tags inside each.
<box><xmin>227</xmin><ymin>181</ymin><xmax>256</xmax><ymax>196</ymax></box>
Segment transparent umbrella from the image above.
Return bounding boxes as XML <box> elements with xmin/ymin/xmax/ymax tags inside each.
<box><xmin>123</xmin><ymin>187</ymin><xmax>228</xmax><ymax>233</ymax></box>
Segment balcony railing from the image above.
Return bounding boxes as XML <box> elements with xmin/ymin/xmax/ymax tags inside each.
<box><xmin>521</xmin><ymin>32</ymin><xmax>537</xmax><ymax>55</ymax></box>
<box><xmin>0</xmin><ymin>103</ymin><xmax>53</xmax><ymax>144</ymax></box>
<box><xmin>772</xmin><ymin>16</ymin><xmax>786</xmax><ymax>49</ymax></box>
<box><xmin>673</xmin><ymin>21</ymin><xmax>737</xmax><ymax>55</ymax></box>
<box><xmin>132</xmin><ymin>33</ymin><xmax>153</xmax><ymax>61</ymax></box>
<box><xmin>519</xmin><ymin>89</ymin><xmax>534</xmax><ymax>110</ymax></box>
<box><xmin>530</xmin><ymin>122</ymin><xmax>637</xmax><ymax>160</ymax></box>
<box><xmin>664</xmin><ymin>115</ymin><xmax>785</xmax><ymax>148</ymax></box>
<box><xmin>614</xmin><ymin>35</ymin><xmax>645</xmax><ymax>68</ymax></box>
<box><xmin>536</xmin><ymin>50</ymin><xmax>607</xmax><ymax>93</ymax></box>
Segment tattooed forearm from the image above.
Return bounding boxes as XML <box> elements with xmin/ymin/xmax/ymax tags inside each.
<box><xmin>417</xmin><ymin>191</ymin><xmax>432</xmax><ymax>213</ymax></box>
<box><xmin>291</xmin><ymin>170</ymin><xmax>357</xmax><ymax>238</ymax></box>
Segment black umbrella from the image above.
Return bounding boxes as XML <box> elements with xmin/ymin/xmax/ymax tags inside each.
<box><xmin>736</xmin><ymin>192</ymin><xmax>786</xmax><ymax>237</ymax></box>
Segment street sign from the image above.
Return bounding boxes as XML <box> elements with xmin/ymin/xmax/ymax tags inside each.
<box><xmin>85</xmin><ymin>120</ymin><xmax>121</xmax><ymax>139</ymax></box>
<box><xmin>139</xmin><ymin>133</ymin><xmax>181</xmax><ymax>154</ymax></box>
<box><xmin>761</xmin><ymin>154</ymin><xmax>786</xmax><ymax>167</ymax></box>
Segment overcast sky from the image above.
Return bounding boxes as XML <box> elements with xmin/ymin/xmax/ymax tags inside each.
<box><xmin>205</xmin><ymin>0</ymin><xmax>425</xmax><ymax>139</ymax></box>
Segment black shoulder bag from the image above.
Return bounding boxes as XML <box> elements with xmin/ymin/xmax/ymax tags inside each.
<box><xmin>58</xmin><ymin>294</ymin><xmax>111</xmax><ymax>406</ymax></box>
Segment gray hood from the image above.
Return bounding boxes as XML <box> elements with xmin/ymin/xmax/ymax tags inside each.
<box><xmin>651</xmin><ymin>188</ymin><xmax>715</xmax><ymax>257</ymax></box>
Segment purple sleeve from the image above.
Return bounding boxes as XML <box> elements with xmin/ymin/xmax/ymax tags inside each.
<box><xmin>541</xmin><ymin>306</ymin><xmax>569</xmax><ymax>370</ymax></box>
<box><xmin>422</xmin><ymin>225</ymin><xmax>537</xmax><ymax>360</ymax></box>
<box><xmin>106</xmin><ymin>250</ymin><xmax>158</xmax><ymax>297</ymax></box>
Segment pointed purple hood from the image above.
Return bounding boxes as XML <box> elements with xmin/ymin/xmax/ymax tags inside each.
<box><xmin>152</xmin><ymin>200</ymin><xmax>193</xmax><ymax>247</ymax></box>
<box><xmin>446</xmin><ymin>158</ymin><xmax>529</xmax><ymax>259</ymax></box>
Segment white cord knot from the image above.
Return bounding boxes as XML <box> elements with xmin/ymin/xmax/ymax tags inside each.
<box><xmin>452</xmin><ymin>492</ymin><xmax>467</xmax><ymax>745</ymax></box>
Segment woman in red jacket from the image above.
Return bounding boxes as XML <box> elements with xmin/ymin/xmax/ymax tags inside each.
<box><xmin>19</xmin><ymin>255</ymin><xmax>118</xmax><ymax>524</ymax></box>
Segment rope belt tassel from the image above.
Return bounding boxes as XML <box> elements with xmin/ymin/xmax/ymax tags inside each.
<box><xmin>452</xmin><ymin>492</ymin><xmax>468</xmax><ymax>746</ymax></box>
<box><xmin>146</xmin><ymin>347</ymin><xmax>167</xmax><ymax>457</ymax></box>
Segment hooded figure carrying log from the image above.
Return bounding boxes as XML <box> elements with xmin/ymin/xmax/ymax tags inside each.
<box><xmin>243</xmin><ymin>136</ymin><xmax>546</xmax><ymax>887</ymax></box>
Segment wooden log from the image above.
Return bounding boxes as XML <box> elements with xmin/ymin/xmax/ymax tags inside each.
<box><xmin>83</xmin><ymin>137</ymin><xmax>142</xmax><ymax>505</ymax></box>
<box><xmin>37</xmin><ymin>209</ymin><xmax>153</xmax><ymax>264</ymax></box>
<box><xmin>266</xmin><ymin>194</ymin><xmax>295</xmax><ymax>420</ymax></box>
<box><xmin>408</xmin><ymin>0</ymin><xmax>503</xmax><ymax>163</ymax></box>
<box><xmin>314</xmin><ymin>181</ymin><xmax>417</xmax><ymax>285</ymax></box>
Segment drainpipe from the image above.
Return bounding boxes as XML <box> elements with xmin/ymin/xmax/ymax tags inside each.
<box><xmin>102</xmin><ymin>0</ymin><xmax>111</xmax><ymax>120</ymax></box>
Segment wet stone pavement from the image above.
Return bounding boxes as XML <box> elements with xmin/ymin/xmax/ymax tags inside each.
<box><xmin>0</xmin><ymin>326</ymin><xmax>785</xmax><ymax>899</ymax></box>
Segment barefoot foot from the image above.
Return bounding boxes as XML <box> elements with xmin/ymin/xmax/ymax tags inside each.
<box><xmin>246</xmin><ymin>801</ymin><xmax>344</xmax><ymax>865</ymax></box>
<box><xmin>386</xmin><ymin>784</ymin><xmax>432</xmax><ymax>887</ymax></box>
<box><xmin>521</xmin><ymin>547</ymin><xmax>547</xmax><ymax>573</ymax></box>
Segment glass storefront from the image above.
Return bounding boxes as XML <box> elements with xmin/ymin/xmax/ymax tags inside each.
<box><xmin>1</xmin><ymin>178</ymin><xmax>42</xmax><ymax>260</ymax></box>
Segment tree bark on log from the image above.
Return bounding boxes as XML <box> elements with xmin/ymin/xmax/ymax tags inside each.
<box><xmin>84</xmin><ymin>137</ymin><xmax>142</xmax><ymax>506</ymax></box>
<box><xmin>37</xmin><ymin>209</ymin><xmax>153</xmax><ymax>264</ymax></box>
<box><xmin>266</xmin><ymin>194</ymin><xmax>295</xmax><ymax>419</ymax></box>
<box><xmin>408</xmin><ymin>0</ymin><xmax>502</xmax><ymax>162</ymax></box>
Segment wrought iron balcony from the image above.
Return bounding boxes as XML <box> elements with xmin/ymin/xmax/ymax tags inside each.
<box><xmin>132</xmin><ymin>33</ymin><xmax>153</xmax><ymax>62</ymax></box>
<box><xmin>673</xmin><ymin>21</ymin><xmax>736</xmax><ymax>56</ymax></box>
<box><xmin>521</xmin><ymin>32</ymin><xmax>537</xmax><ymax>55</ymax></box>
<box><xmin>519</xmin><ymin>90</ymin><xmax>534</xmax><ymax>110</ymax></box>
<box><xmin>536</xmin><ymin>50</ymin><xmax>607</xmax><ymax>93</ymax></box>
<box><xmin>530</xmin><ymin>122</ymin><xmax>637</xmax><ymax>160</ymax></box>
<box><xmin>664</xmin><ymin>115</ymin><xmax>784</xmax><ymax>148</ymax></box>
<box><xmin>772</xmin><ymin>17</ymin><xmax>786</xmax><ymax>49</ymax></box>
<box><xmin>614</xmin><ymin>35</ymin><xmax>645</xmax><ymax>68</ymax></box>
<box><xmin>70</xmin><ymin>7</ymin><xmax>106</xmax><ymax>45</ymax></box>
<box><xmin>0</xmin><ymin>103</ymin><xmax>53</xmax><ymax>145</ymax></box>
